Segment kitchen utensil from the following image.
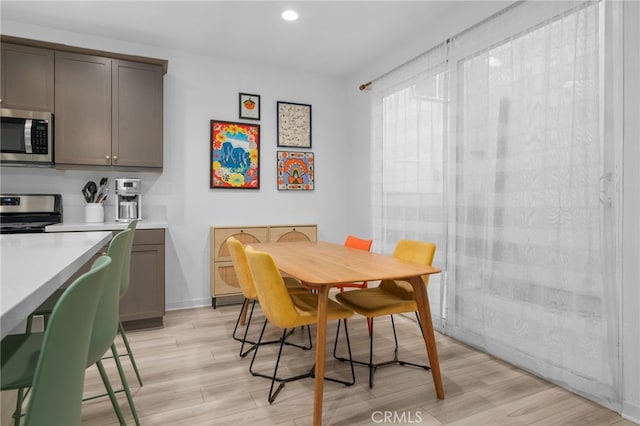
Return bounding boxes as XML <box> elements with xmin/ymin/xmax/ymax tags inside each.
<box><xmin>82</xmin><ymin>181</ymin><xmax>97</xmax><ymax>203</ymax></box>
<box><xmin>87</xmin><ymin>181</ymin><xmax>98</xmax><ymax>202</ymax></box>
<box><xmin>94</xmin><ymin>177</ymin><xmax>109</xmax><ymax>202</ymax></box>
<box><xmin>95</xmin><ymin>187</ymin><xmax>109</xmax><ymax>203</ymax></box>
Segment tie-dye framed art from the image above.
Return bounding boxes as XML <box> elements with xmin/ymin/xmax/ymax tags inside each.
<box><xmin>277</xmin><ymin>151</ymin><xmax>314</xmax><ymax>191</ymax></box>
<box><xmin>210</xmin><ymin>120</ymin><xmax>260</xmax><ymax>189</ymax></box>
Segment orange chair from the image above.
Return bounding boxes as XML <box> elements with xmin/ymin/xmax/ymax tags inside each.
<box><xmin>304</xmin><ymin>235</ymin><xmax>373</xmax><ymax>292</ymax></box>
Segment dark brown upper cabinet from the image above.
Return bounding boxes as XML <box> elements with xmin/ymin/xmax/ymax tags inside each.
<box><xmin>1</xmin><ymin>43</ymin><xmax>54</xmax><ymax>112</ymax></box>
<box><xmin>55</xmin><ymin>52</ymin><xmax>163</xmax><ymax>169</ymax></box>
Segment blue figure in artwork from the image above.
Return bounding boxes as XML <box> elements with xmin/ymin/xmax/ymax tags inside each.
<box><xmin>220</xmin><ymin>141</ymin><xmax>250</xmax><ymax>174</ymax></box>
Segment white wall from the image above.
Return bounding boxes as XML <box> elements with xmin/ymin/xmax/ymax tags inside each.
<box><xmin>0</xmin><ymin>21</ymin><xmax>351</xmax><ymax>310</ymax></box>
<box><xmin>622</xmin><ymin>2</ymin><xmax>640</xmax><ymax>422</ymax></box>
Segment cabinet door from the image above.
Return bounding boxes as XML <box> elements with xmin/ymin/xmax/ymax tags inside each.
<box><xmin>120</xmin><ymin>242</ymin><xmax>165</xmax><ymax>322</ymax></box>
<box><xmin>112</xmin><ymin>60</ymin><xmax>163</xmax><ymax>168</ymax></box>
<box><xmin>269</xmin><ymin>225</ymin><xmax>317</xmax><ymax>242</ymax></box>
<box><xmin>212</xmin><ymin>260</ymin><xmax>242</xmax><ymax>296</ymax></box>
<box><xmin>211</xmin><ymin>227</ymin><xmax>268</xmax><ymax>298</ymax></box>
<box><xmin>1</xmin><ymin>43</ymin><xmax>54</xmax><ymax>111</ymax></box>
<box><xmin>120</xmin><ymin>230</ymin><xmax>165</xmax><ymax>322</ymax></box>
<box><xmin>54</xmin><ymin>51</ymin><xmax>111</xmax><ymax>165</ymax></box>
<box><xmin>212</xmin><ymin>227</ymin><xmax>268</xmax><ymax>262</ymax></box>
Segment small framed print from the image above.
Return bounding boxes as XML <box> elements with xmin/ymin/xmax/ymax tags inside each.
<box><xmin>277</xmin><ymin>151</ymin><xmax>314</xmax><ymax>191</ymax></box>
<box><xmin>277</xmin><ymin>101</ymin><xmax>312</xmax><ymax>148</ymax></box>
<box><xmin>239</xmin><ymin>93</ymin><xmax>260</xmax><ymax>120</ymax></box>
<box><xmin>210</xmin><ymin>120</ymin><xmax>260</xmax><ymax>189</ymax></box>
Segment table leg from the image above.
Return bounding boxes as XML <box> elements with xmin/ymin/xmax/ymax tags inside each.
<box><xmin>314</xmin><ymin>285</ymin><xmax>329</xmax><ymax>426</ymax></box>
<box><xmin>239</xmin><ymin>298</ymin><xmax>249</xmax><ymax>326</ymax></box>
<box><xmin>409</xmin><ymin>276</ymin><xmax>444</xmax><ymax>399</ymax></box>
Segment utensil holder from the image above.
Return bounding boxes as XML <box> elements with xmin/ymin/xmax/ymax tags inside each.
<box><xmin>85</xmin><ymin>203</ymin><xmax>104</xmax><ymax>223</ymax></box>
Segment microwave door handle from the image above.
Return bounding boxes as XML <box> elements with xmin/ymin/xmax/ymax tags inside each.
<box><xmin>24</xmin><ymin>119</ymin><xmax>33</xmax><ymax>154</ymax></box>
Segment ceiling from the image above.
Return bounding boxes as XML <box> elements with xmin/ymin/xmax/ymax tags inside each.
<box><xmin>0</xmin><ymin>1</ymin><xmax>508</xmax><ymax>77</ymax></box>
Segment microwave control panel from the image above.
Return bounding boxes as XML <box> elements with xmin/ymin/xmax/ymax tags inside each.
<box><xmin>32</xmin><ymin>120</ymin><xmax>49</xmax><ymax>154</ymax></box>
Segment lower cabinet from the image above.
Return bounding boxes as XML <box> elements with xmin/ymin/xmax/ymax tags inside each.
<box><xmin>210</xmin><ymin>224</ymin><xmax>317</xmax><ymax>308</ymax></box>
<box><xmin>119</xmin><ymin>229</ymin><xmax>165</xmax><ymax>329</ymax></box>
<box><xmin>61</xmin><ymin>228</ymin><xmax>165</xmax><ymax>329</ymax></box>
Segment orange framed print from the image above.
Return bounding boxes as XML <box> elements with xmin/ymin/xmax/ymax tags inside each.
<box><xmin>210</xmin><ymin>120</ymin><xmax>260</xmax><ymax>189</ymax></box>
<box><xmin>277</xmin><ymin>151</ymin><xmax>314</xmax><ymax>191</ymax></box>
<box><xmin>239</xmin><ymin>93</ymin><xmax>260</xmax><ymax>120</ymax></box>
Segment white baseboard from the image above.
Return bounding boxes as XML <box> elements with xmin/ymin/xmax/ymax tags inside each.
<box><xmin>165</xmin><ymin>295</ymin><xmax>244</xmax><ymax>311</ymax></box>
<box><xmin>622</xmin><ymin>400</ymin><xmax>640</xmax><ymax>425</ymax></box>
<box><xmin>165</xmin><ymin>298</ymin><xmax>211</xmax><ymax>311</ymax></box>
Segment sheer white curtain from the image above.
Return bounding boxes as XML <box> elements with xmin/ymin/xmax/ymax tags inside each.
<box><xmin>371</xmin><ymin>43</ymin><xmax>448</xmax><ymax>325</ymax></box>
<box><xmin>371</xmin><ymin>0</ymin><xmax>620</xmax><ymax>408</ymax></box>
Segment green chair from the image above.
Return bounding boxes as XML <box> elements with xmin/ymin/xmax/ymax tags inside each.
<box><xmin>102</xmin><ymin>220</ymin><xmax>144</xmax><ymax>387</ymax></box>
<box><xmin>1</xmin><ymin>255</ymin><xmax>112</xmax><ymax>426</ymax></box>
<box><xmin>27</xmin><ymin>221</ymin><xmax>143</xmax><ymax>388</ymax></box>
<box><xmin>84</xmin><ymin>227</ymin><xmax>140</xmax><ymax>425</ymax></box>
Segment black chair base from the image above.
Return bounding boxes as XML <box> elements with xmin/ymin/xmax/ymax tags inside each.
<box><xmin>233</xmin><ymin>299</ymin><xmax>312</xmax><ymax>357</ymax></box>
<box><xmin>250</xmin><ymin>318</ymin><xmax>355</xmax><ymax>404</ymax></box>
<box><xmin>333</xmin><ymin>314</ymin><xmax>430</xmax><ymax>388</ymax></box>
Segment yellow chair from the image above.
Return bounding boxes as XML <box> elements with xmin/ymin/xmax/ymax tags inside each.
<box><xmin>227</xmin><ymin>236</ymin><xmax>311</xmax><ymax>358</ymax></box>
<box><xmin>244</xmin><ymin>245</ymin><xmax>356</xmax><ymax>403</ymax></box>
<box><xmin>334</xmin><ymin>239</ymin><xmax>436</xmax><ymax>388</ymax></box>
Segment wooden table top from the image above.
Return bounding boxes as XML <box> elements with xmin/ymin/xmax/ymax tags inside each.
<box><xmin>250</xmin><ymin>240</ymin><xmax>441</xmax><ymax>285</ymax></box>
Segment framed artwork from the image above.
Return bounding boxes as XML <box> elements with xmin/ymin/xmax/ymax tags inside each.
<box><xmin>210</xmin><ymin>120</ymin><xmax>260</xmax><ymax>189</ymax></box>
<box><xmin>277</xmin><ymin>151</ymin><xmax>314</xmax><ymax>191</ymax></box>
<box><xmin>277</xmin><ymin>101</ymin><xmax>312</xmax><ymax>148</ymax></box>
<box><xmin>239</xmin><ymin>93</ymin><xmax>260</xmax><ymax>120</ymax></box>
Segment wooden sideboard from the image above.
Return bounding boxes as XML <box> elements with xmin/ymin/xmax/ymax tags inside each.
<box><xmin>210</xmin><ymin>224</ymin><xmax>317</xmax><ymax>308</ymax></box>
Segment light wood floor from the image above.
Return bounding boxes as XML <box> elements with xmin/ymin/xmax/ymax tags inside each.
<box><xmin>80</xmin><ymin>304</ymin><xmax>632</xmax><ymax>426</ymax></box>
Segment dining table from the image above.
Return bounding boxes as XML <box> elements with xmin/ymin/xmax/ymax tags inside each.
<box><xmin>0</xmin><ymin>231</ymin><xmax>112</xmax><ymax>339</ymax></box>
<box><xmin>251</xmin><ymin>240</ymin><xmax>443</xmax><ymax>426</ymax></box>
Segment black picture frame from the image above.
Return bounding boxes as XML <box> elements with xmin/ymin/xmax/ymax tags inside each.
<box><xmin>239</xmin><ymin>93</ymin><xmax>260</xmax><ymax>120</ymax></box>
<box><xmin>277</xmin><ymin>101</ymin><xmax>312</xmax><ymax>148</ymax></box>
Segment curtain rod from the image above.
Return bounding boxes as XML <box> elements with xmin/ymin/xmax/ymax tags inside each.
<box><xmin>358</xmin><ymin>0</ymin><xmax>527</xmax><ymax>91</ymax></box>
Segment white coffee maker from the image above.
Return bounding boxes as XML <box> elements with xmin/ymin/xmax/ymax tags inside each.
<box><xmin>115</xmin><ymin>178</ymin><xmax>142</xmax><ymax>222</ymax></box>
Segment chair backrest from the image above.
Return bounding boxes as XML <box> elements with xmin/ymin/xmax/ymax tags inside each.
<box><xmin>227</xmin><ymin>236</ymin><xmax>259</xmax><ymax>300</ymax></box>
<box><xmin>380</xmin><ymin>240</ymin><xmax>436</xmax><ymax>299</ymax></box>
<box><xmin>87</xmin><ymin>228</ymin><xmax>134</xmax><ymax>365</ymax></box>
<box><xmin>344</xmin><ymin>235</ymin><xmax>373</xmax><ymax>252</ymax></box>
<box><xmin>244</xmin><ymin>246</ymin><xmax>302</xmax><ymax>329</ymax></box>
<box><xmin>119</xmin><ymin>219</ymin><xmax>138</xmax><ymax>298</ymax></box>
<box><xmin>24</xmin><ymin>255</ymin><xmax>112</xmax><ymax>426</ymax></box>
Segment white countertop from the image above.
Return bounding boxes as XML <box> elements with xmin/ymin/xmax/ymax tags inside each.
<box><xmin>1</xmin><ymin>231</ymin><xmax>112</xmax><ymax>339</ymax></box>
<box><xmin>45</xmin><ymin>221</ymin><xmax>168</xmax><ymax>232</ymax></box>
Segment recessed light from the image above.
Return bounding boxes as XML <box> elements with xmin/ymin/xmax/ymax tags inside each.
<box><xmin>281</xmin><ymin>10</ymin><xmax>299</xmax><ymax>21</ymax></box>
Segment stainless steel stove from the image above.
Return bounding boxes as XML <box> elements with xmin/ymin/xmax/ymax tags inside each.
<box><xmin>0</xmin><ymin>194</ymin><xmax>62</xmax><ymax>234</ymax></box>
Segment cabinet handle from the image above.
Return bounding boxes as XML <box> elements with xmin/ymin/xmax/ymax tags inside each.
<box><xmin>113</xmin><ymin>155</ymin><xmax>118</xmax><ymax>161</ymax></box>
<box><xmin>106</xmin><ymin>155</ymin><xmax>110</xmax><ymax>160</ymax></box>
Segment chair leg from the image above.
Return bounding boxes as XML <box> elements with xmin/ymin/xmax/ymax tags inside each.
<box><xmin>96</xmin><ymin>359</ymin><xmax>127</xmax><ymax>425</ymax></box>
<box><xmin>334</xmin><ymin>314</ymin><xmax>430</xmax><ymax>388</ymax></box>
<box><xmin>235</xmin><ymin>301</ymin><xmax>294</xmax><ymax>358</ymax></box>
<box><xmin>12</xmin><ymin>387</ymin><xmax>25</xmax><ymax>426</ymax></box>
<box><xmin>238</xmin><ymin>300</ymin><xmax>258</xmax><ymax>357</ymax></box>
<box><xmin>119</xmin><ymin>321</ymin><xmax>143</xmax><ymax>387</ymax></box>
<box><xmin>267</xmin><ymin>329</ymin><xmax>289</xmax><ymax>404</ymax></box>
<box><xmin>111</xmin><ymin>344</ymin><xmax>140</xmax><ymax>426</ymax></box>
<box><xmin>232</xmin><ymin>298</ymin><xmax>250</xmax><ymax>342</ymax></box>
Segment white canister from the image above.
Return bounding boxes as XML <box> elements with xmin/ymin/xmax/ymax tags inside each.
<box><xmin>85</xmin><ymin>203</ymin><xmax>105</xmax><ymax>223</ymax></box>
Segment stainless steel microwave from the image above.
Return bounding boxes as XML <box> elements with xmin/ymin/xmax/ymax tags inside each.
<box><xmin>0</xmin><ymin>108</ymin><xmax>53</xmax><ymax>166</ymax></box>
